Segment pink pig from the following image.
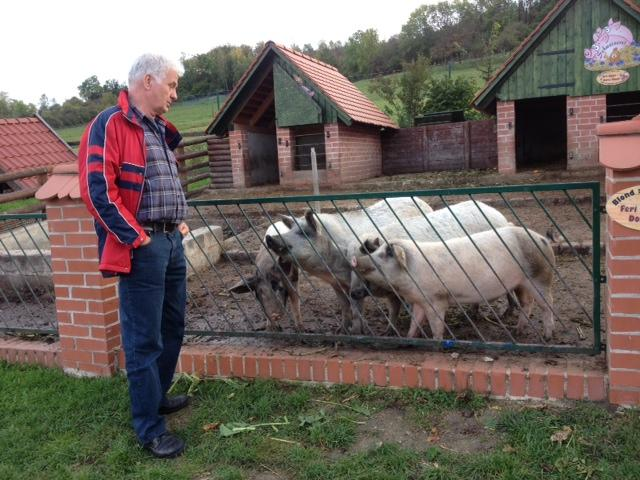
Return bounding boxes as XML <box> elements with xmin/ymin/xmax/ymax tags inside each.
<box><xmin>585</xmin><ymin>18</ymin><xmax>635</xmax><ymax>63</ymax></box>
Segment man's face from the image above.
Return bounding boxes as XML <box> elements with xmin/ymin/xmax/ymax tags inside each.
<box><xmin>147</xmin><ymin>68</ymin><xmax>179</xmax><ymax>116</ymax></box>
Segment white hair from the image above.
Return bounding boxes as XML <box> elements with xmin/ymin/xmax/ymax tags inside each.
<box><xmin>127</xmin><ymin>54</ymin><xmax>184</xmax><ymax>88</ymax></box>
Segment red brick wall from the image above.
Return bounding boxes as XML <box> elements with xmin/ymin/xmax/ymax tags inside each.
<box><xmin>497</xmin><ymin>100</ymin><xmax>516</xmax><ymax>174</ymax></box>
<box><xmin>567</xmin><ymin>95</ymin><xmax>606</xmax><ymax>170</ymax></box>
<box><xmin>604</xmin><ymin>168</ymin><xmax>640</xmax><ymax>405</ymax></box>
<box><xmin>336</xmin><ymin>123</ymin><xmax>382</xmax><ymax>184</ymax></box>
<box><xmin>229</xmin><ymin>128</ymin><xmax>250</xmax><ymax>188</ymax></box>
<box><xmin>46</xmin><ymin>199</ymin><xmax>121</xmax><ymax>376</ymax></box>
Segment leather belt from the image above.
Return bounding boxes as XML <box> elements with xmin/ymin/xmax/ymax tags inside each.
<box><xmin>142</xmin><ymin>221</ymin><xmax>178</xmax><ymax>234</ymax></box>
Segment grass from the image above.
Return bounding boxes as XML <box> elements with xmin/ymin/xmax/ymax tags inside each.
<box><xmin>55</xmin><ymin>54</ymin><xmax>510</xmax><ymax>145</ymax></box>
<box><xmin>2</xmin><ymin>361</ymin><xmax>639</xmax><ymax>479</ymax></box>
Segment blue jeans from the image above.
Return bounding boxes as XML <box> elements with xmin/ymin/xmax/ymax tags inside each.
<box><xmin>118</xmin><ymin>229</ymin><xmax>186</xmax><ymax>444</ymax></box>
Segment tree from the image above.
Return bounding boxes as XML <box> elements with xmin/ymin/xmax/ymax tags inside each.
<box><xmin>78</xmin><ymin>75</ymin><xmax>103</xmax><ymax>101</ymax></box>
<box><xmin>103</xmin><ymin>79</ymin><xmax>124</xmax><ymax>96</ymax></box>
<box><xmin>0</xmin><ymin>91</ymin><xmax>36</xmax><ymax>118</ymax></box>
<box><xmin>369</xmin><ymin>56</ymin><xmax>431</xmax><ymax>127</ymax></box>
<box><xmin>38</xmin><ymin>94</ymin><xmax>49</xmax><ymax>113</ymax></box>
<box><xmin>423</xmin><ymin>76</ymin><xmax>480</xmax><ymax>119</ymax></box>
<box><xmin>344</xmin><ymin>29</ymin><xmax>381</xmax><ymax>78</ymax></box>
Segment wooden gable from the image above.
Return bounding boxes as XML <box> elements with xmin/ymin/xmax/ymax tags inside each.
<box><xmin>475</xmin><ymin>0</ymin><xmax>640</xmax><ymax>111</ymax></box>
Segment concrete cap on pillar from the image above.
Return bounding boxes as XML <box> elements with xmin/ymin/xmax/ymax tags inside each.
<box><xmin>35</xmin><ymin>163</ymin><xmax>80</xmax><ymax>200</ymax></box>
<box><xmin>597</xmin><ymin>115</ymin><xmax>640</xmax><ymax>170</ymax></box>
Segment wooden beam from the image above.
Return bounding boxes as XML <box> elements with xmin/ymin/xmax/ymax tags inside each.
<box><xmin>249</xmin><ymin>91</ymin><xmax>274</xmax><ymax>126</ymax></box>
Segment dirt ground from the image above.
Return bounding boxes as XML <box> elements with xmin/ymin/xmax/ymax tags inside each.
<box><xmin>1</xmin><ymin>167</ymin><xmax>605</xmax><ymax>354</ymax></box>
<box><xmin>185</xmin><ymin>173</ymin><xmax>604</xmax><ymax>352</ymax></box>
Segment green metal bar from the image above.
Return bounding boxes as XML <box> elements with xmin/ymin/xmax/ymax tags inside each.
<box><xmin>0</xmin><ymin>213</ymin><xmax>47</xmax><ymax>220</ymax></box>
<box><xmin>187</xmin><ymin>182</ymin><xmax>601</xmax><ymax>207</ymax></box>
<box><xmin>0</xmin><ymin>327</ymin><xmax>57</xmax><ymax>336</ymax></box>
<box><xmin>182</xmin><ymin>329</ymin><xmax>599</xmax><ymax>355</ymax></box>
<box><xmin>562</xmin><ymin>189</ymin><xmax>592</xmax><ymax>230</ymax></box>
<box><xmin>592</xmin><ymin>182</ymin><xmax>602</xmax><ymax>354</ymax></box>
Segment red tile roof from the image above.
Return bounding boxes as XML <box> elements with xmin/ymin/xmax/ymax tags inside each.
<box><xmin>207</xmin><ymin>41</ymin><xmax>397</xmax><ymax>133</ymax></box>
<box><xmin>35</xmin><ymin>163</ymin><xmax>80</xmax><ymax>201</ymax></box>
<box><xmin>274</xmin><ymin>44</ymin><xmax>398</xmax><ymax>129</ymax></box>
<box><xmin>0</xmin><ymin>116</ymin><xmax>76</xmax><ymax>189</ymax></box>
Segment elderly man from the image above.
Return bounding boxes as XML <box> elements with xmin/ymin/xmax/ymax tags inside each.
<box><xmin>78</xmin><ymin>54</ymin><xmax>190</xmax><ymax>458</ymax></box>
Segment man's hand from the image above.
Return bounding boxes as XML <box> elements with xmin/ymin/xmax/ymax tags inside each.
<box><xmin>141</xmin><ymin>235</ymin><xmax>152</xmax><ymax>246</ymax></box>
<box><xmin>178</xmin><ymin>222</ymin><xmax>190</xmax><ymax>237</ymax></box>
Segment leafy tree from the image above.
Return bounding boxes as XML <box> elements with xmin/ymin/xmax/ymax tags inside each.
<box><xmin>369</xmin><ymin>56</ymin><xmax>431</xmax><ymax>127</ymax></box>
<box><xmin>0</xmin><ymin>92</ymin><xmax>36</xmax><ymax>118</ymax></box>
<box><xmin>423</xmin><ymin>76</ymin><xmax>480</xmax><ymax>119</ymax></box>
<box><xmin>78</xmin><ymin>75</ymin><xmax>103</xmax><ymax>101</ymax></box>
<box><xmin>344</xmin><ymin>29</ymin><xmax>381</xmax><ymax>78</ymax></box>
<box><xmin>103</xmin><ymin>79</ymin><xmax>124</xmax><ymax>96</ymax></box>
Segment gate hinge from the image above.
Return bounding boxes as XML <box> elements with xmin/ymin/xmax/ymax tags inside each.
<box><xmin>600</xmin><ymin>205</ymin><xmax>607</xmax><ymax>214</ymax></box>
<box><xmin>600</xmin><ymin>275</ymin><xmax>607</xmax><ymax>283</ymax></box>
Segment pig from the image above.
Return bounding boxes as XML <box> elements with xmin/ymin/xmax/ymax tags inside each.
<box><xmin>351</xmin><ymin>226</ymin><xmax>555</xmax><ymax>341</ymax></box>
<box><xmin>585</xmin><ymin>18</ymin><xmax>634</xmax><ymax>63</ymax></box>
<box><xmin>265</xmin><ymin>197</ymin><xmax>432</xmax><ymax>333</ymax></box>
<box><xmin>228</xmin><ymin>221</ymin><xmax>302</xmax><ymax>331</ymax></box>
<box><xmin>350</xmin><ymin>200</ymin><xmax>511</xmax><ymax>298</ymax></box>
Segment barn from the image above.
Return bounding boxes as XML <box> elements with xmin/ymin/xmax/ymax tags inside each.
<box><xmin>473</xmin><ymin>0</ymin><xmax>640</xmax><ymax>173</ymax></box>
<box><xmin>206</xmin><ymin>41</ymin><xmax>398</xmax><ymax>189</ymax></box>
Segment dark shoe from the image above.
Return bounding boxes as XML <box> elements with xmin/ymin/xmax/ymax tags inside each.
<box><xmin>159</xmin><ymin>394</ymin><xmax>190</xmax><ymax>415</ymax></box>
<box><xmin>143</xmin><ymin>432</ymin><xmax>185</xmax><ymax>458</ymax></box>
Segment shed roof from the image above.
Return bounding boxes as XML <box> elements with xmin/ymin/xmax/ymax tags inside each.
<box><xmin>473</xmin><ymin>0</ymin><xmax>640</xmax><ymax>112</ymax></box>
<box><xmin>207</xmin><ymin>41</ymin><xmax>397</xmax><ymax>134</ymax></box>
<box><xmin>0</xmin><ymin>115</ymin><xmax>76</xmax><ymax>188</ymax></box>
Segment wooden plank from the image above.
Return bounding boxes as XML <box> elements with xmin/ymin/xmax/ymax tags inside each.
<box><xmin>249</xmin><ymin>91</ymin><xmax>274</xmax><ymax>126</ymax></box>
<box><xmin>0</xmin><ymin>166</ymin><xmax>51</xmax><ymax>183</ymax></box>
<box><xmin>0</xmin><ymin>188</ymin><xmax>39</xmax><ymax>203</ymax></box>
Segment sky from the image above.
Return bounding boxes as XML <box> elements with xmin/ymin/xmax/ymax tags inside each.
<box><xmin>2</xmin><ymin>0</ymin><xmax>433</xmax><ymax>106</ymax></box>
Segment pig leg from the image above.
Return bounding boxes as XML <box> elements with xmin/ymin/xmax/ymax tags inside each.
<box><xmin>408</xmin><ymin>303</ymin><xmax>425</xmax><ymax>338</ymax></box>
<box><xmin>514</xmin><ymin>285</ymin><xmax>534</xmax><ymax>336</ymax></box>
<box><xmin>332</xmin><ymin>285</ymin><xmax>357</xmax><ymax>334</ymax></box>
<box><xmin>381</xmin><ymin>295</ymin><xmax>402</xmax><ymax>335</ymax></box>
<box><xmin>423</xmin><ymin>300</ymin><xmax>448</xmax><ymax>340</ymax></box>
<box><xmin>286</xmin><ymin>269</ymin><xmax>303</xmax><ymax>331</ymax></box>
<box><xmin>527</xmin><ymin>279</ymin><xmax>555</xmax><ymax>341</ymax></box>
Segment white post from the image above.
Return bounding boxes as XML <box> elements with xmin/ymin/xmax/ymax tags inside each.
<box><xmin>310</xmin><ymin>147</ymin><xmax>321</xmax><ymax>213</ymax></box>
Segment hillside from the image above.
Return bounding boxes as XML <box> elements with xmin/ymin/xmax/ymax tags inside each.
<box><xmin>55</xmin><ymin>53</ymin><xmax>508</xmax><ymax>144</ymax></box>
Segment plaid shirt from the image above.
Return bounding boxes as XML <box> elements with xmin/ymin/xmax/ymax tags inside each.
<box><xmin>131</xmin><ymin>106</ymin><xmax>188</xmax><ymax>224</ymax></box>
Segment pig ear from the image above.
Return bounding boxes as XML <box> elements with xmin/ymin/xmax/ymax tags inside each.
<box><xmin>229</xmin><ymin>275</ymin><xmax>258</xmax><ymax>294</ymax></box>
<box><xmin>304</xmin><ymin>209</ymin><xmax>318</xmax><ymax>232</ymax></box>
<box><xmin>362</xmin><ymin>236</ymin><xmax>381</xmax><ymax>253</ymax></box>
<box><xmin>392</xmin><ymin>244</ymin><xmax>408</xmax><ymax>271</ymax></box>
<box><xmin>278</xmin><ymin>214</ymin><xmax>295</xmax><ymax>229</ymax></box>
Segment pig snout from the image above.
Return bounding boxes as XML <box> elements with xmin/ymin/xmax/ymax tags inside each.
<box><xmin>266</xmin><ymin>234</ymin><xmax>289</xmax><ymax>254</ymax></box>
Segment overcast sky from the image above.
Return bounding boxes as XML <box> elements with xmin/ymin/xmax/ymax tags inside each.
<box><xmin>2</xmin><ymin>0</ymin><xmax>434</xmax><ymax>105</ymax></box>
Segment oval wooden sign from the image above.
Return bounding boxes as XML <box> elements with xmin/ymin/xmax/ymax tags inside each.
<box><xmin>596</xmin><ymin>69</ymin><xmax>630</xmax><ymax>86</ymax></box>
<box><xmin>606</xmin><ymin>185</ymin><xmax>640</xmax><ymax>230</ymax></box>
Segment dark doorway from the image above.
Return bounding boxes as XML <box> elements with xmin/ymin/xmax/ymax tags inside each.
<box><xmin>248</xmin><ymin>130</ymin><xmax>279</xmax><ymax>186</ymax></box>
<box><xmin>607</xmin><ymin>91</ymin><xmax>640</xmax><ymax>123</ymax></box>
<box><xmin>515</xmin><ymin>96</ymin><xmax>567</xmax><ymax>170</ymax></box>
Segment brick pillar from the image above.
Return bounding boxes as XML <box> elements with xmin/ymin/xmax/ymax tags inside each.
<box><xmin>496</xmin><ymin>100</ymin><xmax>516</xmax><ymax>174</ymax></box>
<box><xmin>568</xmin><ymin>95</ymin><xmax>606</xmax><ymax>169</ymax></box>
<box><xmin>325</xmin><ymin>123</ymin><xmax>341</xmax><ymax>186</ymax></box>
<box><xmin>36</xmin><ymin>165</ymin><xmax>121</xmax><ymax>377</ymax></box>
<box><xmin>229</xmin><ymin>127</ymin><xmax>250</xmax><ymax>188</ymax></box>
<box><xmin>277</xmin><ymin>127</ymin><xmax>295</xmax><ymax>187</ymax></box>
<box><xmin>598</xmin><ymin>118</ymin><xmax>640</xmax><ymax>405</ymax></box>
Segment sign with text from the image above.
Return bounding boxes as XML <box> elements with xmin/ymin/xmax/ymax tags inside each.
<box><xmin>606</xmin><ymin>185</ymin><xmax>640</xmax><ymax>230</ymax></box>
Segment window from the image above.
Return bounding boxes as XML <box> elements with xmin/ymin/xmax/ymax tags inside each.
<box><xmin>293</xmin><ymin>126</ymin><xmax>326</xmax><ymax>171</ymax></box>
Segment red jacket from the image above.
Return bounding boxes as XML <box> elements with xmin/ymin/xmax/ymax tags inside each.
<box><xmin>78</xmin><ymin>91</ymin><xmax>182</xmax><ymax>276</ymax></box>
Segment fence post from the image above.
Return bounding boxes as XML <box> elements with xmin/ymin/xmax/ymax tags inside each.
<box><xmin>36</xmin><ymin>164</ymin><xmax>121</xmax><ymax>377</ymax></box>
<box><xmin>598</xmin><ymin>118</ymin><xmax>640</xmax><ymax>405</ymax></box>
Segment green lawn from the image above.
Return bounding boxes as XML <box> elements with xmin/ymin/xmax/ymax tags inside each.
<box><xmin>2</xmin><ymin>361</ymin><xmax>639</xmax><ymax>480</ymax></box>
<box><xmin>54</xmin><ymin>55</ymin><xmax>510</xmax><ymax>145</ymax></box>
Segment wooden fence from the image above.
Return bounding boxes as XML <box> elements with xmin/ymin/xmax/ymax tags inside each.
<box><xmin>381</xmin><ymin>119</ymin><xmax>497</xmax><ymax>175</ymax></box>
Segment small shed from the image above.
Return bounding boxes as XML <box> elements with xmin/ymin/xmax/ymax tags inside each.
<box><xmin>206</xmin><ymin>41</ymin><xmax>398</xmax><ymax>188</ymax></box>
<box><xmin>473</xmin><ymin>0</ymin><xmax>640</xmax><ymax>173</ymax></box>
<box><xmin>0</xmin><ymin>114</ymin><xmax>76</xmax><ymax>191</ymax></box>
